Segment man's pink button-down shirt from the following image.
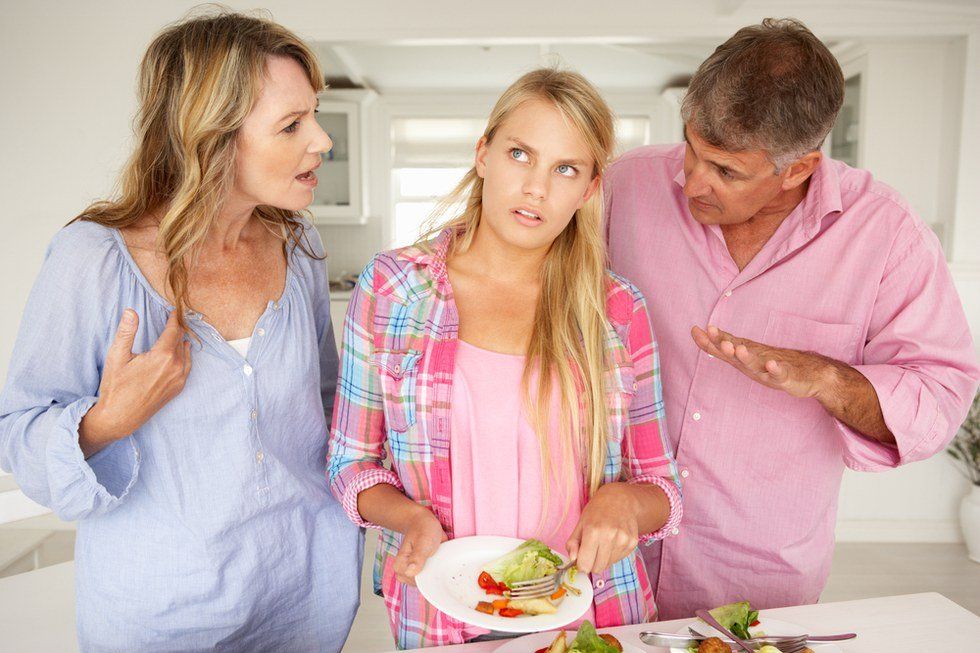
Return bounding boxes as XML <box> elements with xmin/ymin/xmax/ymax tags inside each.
<box><xmin>605</xmin><ymin>143</ymin><xmax>980</xmax><ymax>620</ymax></box>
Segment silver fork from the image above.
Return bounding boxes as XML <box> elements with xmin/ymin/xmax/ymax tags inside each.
<box><xmin>687</xmin><ymin>627</ymin><xmax>811</xmax><ymax>653</ymax></box>
<box><xmin>506</xmin><ymin>561</ymin><xmax>576</xmax><ymax>599</ymax></box>
<box><xmin>686</xmin><ymin>629</ymin><xmax>810</xmax><ymax>652</ymax></box>
<box><xmin>640</xmin><ymin>630</ymin><xmax>811</xmax><ymax>651</ymax></box>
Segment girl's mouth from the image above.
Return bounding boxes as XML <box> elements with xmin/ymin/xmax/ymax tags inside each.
<box><xmin>512</xmin><ymin>208</ymin><xmax>543</xmax><ymax>226</ymax></box>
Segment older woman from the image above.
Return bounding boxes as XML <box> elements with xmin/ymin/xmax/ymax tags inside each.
<box><xmin>0</xmin><ymin>11</ymin><xmax>360</xmax><ymax>652</ymax></box>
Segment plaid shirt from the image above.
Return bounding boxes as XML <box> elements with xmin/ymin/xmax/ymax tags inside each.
<box><xmin>328</xmin><ymin>230</ymin><xmax>682</xmax><ymax>649</ymax></box>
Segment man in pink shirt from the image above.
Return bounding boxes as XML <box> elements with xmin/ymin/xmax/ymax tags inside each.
<box><xmin>605</xmin><ymin>18</ymin><xmax>980</xmax><ymax>620</ymax></box>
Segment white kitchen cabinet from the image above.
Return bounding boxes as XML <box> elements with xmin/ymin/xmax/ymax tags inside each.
<box><xmin>311</xmin><ymin>89</ymin><xmax>376</xmax><ymax>225</ymax></box>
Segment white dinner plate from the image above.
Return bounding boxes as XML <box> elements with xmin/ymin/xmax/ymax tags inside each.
<box><xmin>670</xmin><ymin>617</ymin><xmax>844</xmax><ymax>652</ymax></box>
<box><xmin>493</xmin><ymin>628</ymin><xmax>645</xmax><ymax>652</ymax></box>
<box><xmin>414</xmin><ymin>535</ymin><xmax>593</xmax><ymax>633</ymax></box>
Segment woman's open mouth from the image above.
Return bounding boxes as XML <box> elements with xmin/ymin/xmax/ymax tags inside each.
<box><xmin>296</xmin><ymin>169</ymin><xmax>318</xmax><ymax>187</ymax></box>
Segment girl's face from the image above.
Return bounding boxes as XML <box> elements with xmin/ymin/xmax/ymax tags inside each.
<box><xmin>232</xmin><ymin>56</ymin><xmax>332</xmax><ymax>212</ymax></box>
<box><xmin>475</xmin><ymin>99</ymin><xmax>599</xmax><ymax>254</ymax></box>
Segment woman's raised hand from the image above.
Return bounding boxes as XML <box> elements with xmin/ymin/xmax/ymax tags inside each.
<box><xmin>79</xmin><ymin>309</ymin><xmax>192</xmax><ymax>456</ymax></box>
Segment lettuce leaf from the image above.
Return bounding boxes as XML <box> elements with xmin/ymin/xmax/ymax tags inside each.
<box><xmin>567</xmin><ymin>621</ymin><xmax>618</xmax><ymax>653</ymax></box>
<box><xmin>482</xmin><ymin>539</ymin><xmax>562</xmax><ymax>587</ymax></box>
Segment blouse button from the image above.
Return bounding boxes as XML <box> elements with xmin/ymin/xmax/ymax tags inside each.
<box><xmin>672</xmin><ymin>527</ymin><xmax>680</xmax><ymax>536</ymax></box>
<box><xmin>257</xmin><ymin>328</ymin><xmax>266</xmax><ymax>337</ymax></box>
<box><xmin>595</xmin><ymin>579</ymin><xmax>605</xmax><ymax>589</ymax></box>
<box><xmin>393</xmin><ymin>363</ymin><xmax>402</xmax><ymax>374</ymax></box>
<box><xmin>243</xmin><ymin>364</ymin><xmax>253</xmax><ymax>376</ymax></box>
<box><xmin>680</xmin><ymin>469</ymin><xmax>690</xmax><ymax>478</ymax></box>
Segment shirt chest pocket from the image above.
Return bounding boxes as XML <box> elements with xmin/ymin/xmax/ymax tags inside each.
<box><xmin>749</xmin><ymin>312</ymin><xmax>862</xmax><ymax>421</ymax></box>
<box><xmin>371</xmin><ymin>349</ymin><xmax>422</xmax><ymax>433</ymax></box>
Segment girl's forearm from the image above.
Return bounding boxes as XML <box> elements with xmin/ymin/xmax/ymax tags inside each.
<box><xmin>357</xmin><ymin>482</ymin><xmax>432</xmax><ymax>533</ymax></box>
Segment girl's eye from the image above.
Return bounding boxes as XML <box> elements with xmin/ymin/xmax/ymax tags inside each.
<box><xmin>556</xmin><ymin>164</ymin><xmax>577</xmax><ymax>177</ymax></box>
<box><xmin>510</xmin><ymin>148</ymin><xmax>529</xmax><ymax>162</ymax></box>
<box><xmin>283</xmin><ymin>121</ymin><xmax>300</xmax><ymax>134</ymax></box>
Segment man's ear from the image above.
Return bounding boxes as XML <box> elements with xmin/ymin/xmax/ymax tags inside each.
<box><xmin>474</xmin><ymin>137</ymin><xmax>489</xmax><ymax>179</ymax></box>
<box><xmin>781</xmin><ymin>150</ymin><xmax>822</xmax><ymax>191</ymax></box>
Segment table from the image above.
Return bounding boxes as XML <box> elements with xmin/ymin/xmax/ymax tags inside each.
<box><xmin>390</xmin><ymin>592</ymin><xmax>980</xmax><ymax>652</ymax></box>
<box><xmin>2</xmin><ymin>562</ymin><xmax>978</xmax><ymax>652</ymax></box>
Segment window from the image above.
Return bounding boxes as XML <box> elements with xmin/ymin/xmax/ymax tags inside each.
<box><xmin>389</xmin><ymin>117</ymin><xmax>483</xmax><ymax>248</ymax></box>
<box><xmin>391</xmin><ymin>167</ymin><xmax>470</xmax><ymax>248</ymax></box>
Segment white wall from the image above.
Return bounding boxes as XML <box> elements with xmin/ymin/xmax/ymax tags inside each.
<box><xmin>1</xmin><ymin>1</ymin><xmax>978</xmax><ymax>541</ymax></box>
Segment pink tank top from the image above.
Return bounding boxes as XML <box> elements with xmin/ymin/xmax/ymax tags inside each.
<box><xmin>450</xmin><ymin>340</ymin><xmax>586</xmax><ymax>554</ymax></box>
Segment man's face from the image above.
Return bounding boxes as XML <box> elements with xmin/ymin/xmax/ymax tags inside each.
<box><xmin>681</xmin><ymin>126</ymin><xmax>789</xmax><ymax>226</ymax></box>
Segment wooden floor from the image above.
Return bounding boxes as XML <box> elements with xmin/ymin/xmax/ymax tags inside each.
<box><xmin>2</xmin><ymin>520</ymin><xmax>978</xmax><ymax>652</ymax></box>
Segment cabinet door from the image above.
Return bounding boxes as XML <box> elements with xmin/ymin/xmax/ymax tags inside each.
<box><xmin>311</xmin><ymin>99</ymin><xmax>366</xmax><ymax>224</ymax></box>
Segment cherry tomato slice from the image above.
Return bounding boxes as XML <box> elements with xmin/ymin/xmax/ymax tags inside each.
<box><xmin>477</xmin><ymin>572</ymin><xmax>496</xmax><ymax>590</ymax></box>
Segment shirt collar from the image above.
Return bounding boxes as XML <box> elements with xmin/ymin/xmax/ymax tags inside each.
<box><xmin>396</xmin><ymin>228</ymin><xmax>455</xmax><ymax>282</ymax></box>
<box><xmin>798</xmin><ymin>153</ymin><xmax>843</xmax><ymax>238</ymax></box>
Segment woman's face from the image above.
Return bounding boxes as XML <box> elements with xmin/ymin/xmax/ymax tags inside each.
<box><xmin>232</xmin><ymin>56</ymin><xmax>331</xmax><ymax>212</ymax></box>
<box><xmin>474</xmin><ymin>99</ymin><xmax>599</xmax><ymax>254</ymax></box>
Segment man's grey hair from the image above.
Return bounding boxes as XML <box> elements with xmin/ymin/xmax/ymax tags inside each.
<box><xmin>681</xmin><ymin>17</ymin><xmax>845</xmax><ymax>171</ymax></box>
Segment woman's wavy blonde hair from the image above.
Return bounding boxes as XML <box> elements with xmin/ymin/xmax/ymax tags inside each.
<box><xmin>422</xmin><ymin>68</ymin><xmax>616</xmax><ymax>503</ymax></box>
<box><xmin>73</xmin><ymin>8</ymin><xmax>324</xmax><ymax>329</ymax></box>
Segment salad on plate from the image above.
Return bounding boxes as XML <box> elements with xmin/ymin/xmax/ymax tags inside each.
<box><xmin>473</xmin><ymin>539</ymin><xmax>580</xmax><ymax>619</ymax></box>
<box><xmin>533</xmin><ymin>621</ymin><xmax>623</xmax><ymax>653</ymax></box>
<box><xmin>686</xmin><ymin>601</ymin><xmax>811</xmax><ymax>653</ymax></box>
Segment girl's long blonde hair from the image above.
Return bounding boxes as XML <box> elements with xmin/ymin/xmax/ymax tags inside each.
<box><xmin>73</xmin><ymin>9</ymin><xmax>324</xmax><ymax>329</ymax></box>
<box><xmin>423</xmin><ymin>68</ymin><xmax>616</xmax><ymax>500</ymax></box>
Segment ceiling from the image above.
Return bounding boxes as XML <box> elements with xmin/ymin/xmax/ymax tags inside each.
<box><xmin>313</xmin><ymin>40</ymin><xmax>724</xmax><ymax>93</ymax></box>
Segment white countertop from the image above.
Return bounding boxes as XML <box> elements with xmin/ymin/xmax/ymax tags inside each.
<box><xmin>392</xmin><ymin>591</ymin><xmax>980</xmax><ymax>652</ymax></box>
<box><xmin>2</xmin><ymin>562</ymin><xmax>978</xmax><ymax>652</ymax></box>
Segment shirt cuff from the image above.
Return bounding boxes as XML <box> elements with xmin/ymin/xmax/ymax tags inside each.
<box><xmin>341</xmin><ymin>467</ymin><xmax>405</xmax><ymax>529</ymax></box>
<box><xmin>46</xmin><ymin>396</ymin><xmax>141</xmax><ymax>521</ymax></box>
<box><xmin>839</xmin><ymin>364</ymin><xmax>946</xmax><ymax>471</ymax></box>
<box><xmin>629</xmin><ymin>474</ymin><xmax>682</xmax><ymax>544</ymax></box>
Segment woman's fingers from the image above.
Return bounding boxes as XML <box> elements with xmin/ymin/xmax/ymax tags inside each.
<box><xmin>152</xmin><ymin>310</ymin><xmax>183</xmax><ymax>352</ymax></box>
<box><xmin>180</xmin><ymin>340</ymin><xmax>192</xmax><ymax>381</ymax></box>
<box><xmin>106</xmin><ymin>309</ymin><xmax>138</xmax><ymax>368</ymax></box>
